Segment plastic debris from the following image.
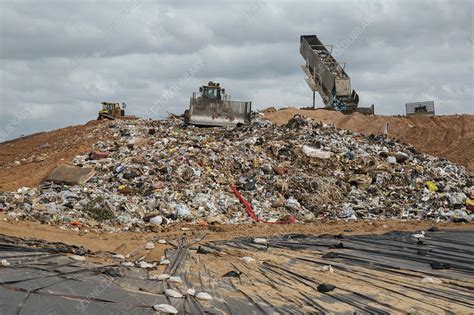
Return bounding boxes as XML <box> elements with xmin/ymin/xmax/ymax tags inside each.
<box><xmin>187</xmin><ymin>288</ymin><xmax>196</xmax><ymax>296</ymax></box>
<box><xmin>412</xmin><ymin>231</ymin><xmax>425</xmax><ymax>239</ymax></box>
<box><xmin>197</xmin><ymin>246</ymin><xmax>210</xmax><ymax>254</ymax></box>
<box><xmin>426</xmin><ymin>181</ymin><xmax>438</xmax><ymax>192</ymax></box>
<box><xmin>149</xmin><ymin>215</ymin><xmax>163</xmax><ymax>225</ymax></box>
<box><xmin>1</xmin><ymin>259</ymin><xmax>10</xmax><ymax>267</ymax></box>
<box><xmin>102</xmin><ymin>267</ymin><xmax>121</xmax><ymax>277</ymax></box>
<box><xmin>139</xmin><ymin>261</ymin><xmax>155</xmax><ymax>269</ymax></box>
<box><xmin>153</xmin><ymin>304</ymin><xmax>178</xmax><ymax>313</ymax></box>
<box><xmin>165</xmin><ymin>289</ymin><xmax>183</xmax><ymax>298</ymax></box>
<box><xmin>240</xmin><ymin>256</ymin><xmax>255</xmax><ymax>264</ymax></box>
<box><xmin>318</xmin><ymin>265</ymin><xmax>334</xmax><ymax>273</ymax></box>
<box><xmin>430</xmin><ymin>262</ymin><xmax>451</xmax><ymax>270</ymax></box>
<box><xmin>196</xmin><ymin>292</ymin><xmax>213</xmax><ymax>301</ymax></box>
<box><xmin>112</xmin><ymin>254</ymin><xmax>125</xmax><ymax>259</ymax></box>
<box><xmin>317</xmin><ymin>283</ymin><xmax>336</xmax><ymax>293</ymax></box>
<box><xmin>253</xmin><ymin>238</ymin><xmax>267</xmax><ymax>245</ymax></box>
<box><xmin>302</xmin><ymin>145</ymin><xmax>333</xmax><ymax>159</ymax></box>
<box><xmin>223</xmin><ymin>270</ymin><xmax>242</xmax><ymax>277</ymax></box>
<box><xmin>153</xmin><ymin>273</ymin><xmax>170</xmax><ymax>281</ymax></box>
<box><xmin>145</xmin><ymin>242</ymin><xmax>155</xmax><ymax>249</ymax></box>
<box><xmin>421</xmin><ymin>276</ymin><xmax>443</xmax><ymax>284</ymax></box>
<box><xmin>168</xmin><ymin>276</ymin><xmax>182</xmax><ymax>283</ymax></box>
<box><xmin>69</xmin><ymin>255</ymin><xmax>86</xmax><ymax>262</ymax></box>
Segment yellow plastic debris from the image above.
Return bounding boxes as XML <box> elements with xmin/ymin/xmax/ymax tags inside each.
<box><xmin>118</xmin><ymin>184</ymin><xmax>126</xmax><ymax>190</ymax></box>
<box><xmin>466</xmin><ymin>197</ymin><xmax>474</xmax><ymax>207</ymax></box>
<box><xmin>416</xmin><ymin>165</ymin><xmax>424</xmax><ymax>173</ymax></box>
<box><xmin>425</xmin><ymin>181</ymin><xmax>438</xmax><ymax>192</ymax></box>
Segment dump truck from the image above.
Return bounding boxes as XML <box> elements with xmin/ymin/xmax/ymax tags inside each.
<box><xmin>184</xmin><ymin>81</ymin><xmax>252</xmax><ymax>127</ymax></box>
<box><xmin>97</xmin><ymin>102</ymin><xmax>131</xmax><ymax>120</ymax></box>
<box><xmin>300</xmin><ymin>35</ymin><xmax>374</xmax><ymax>114</ymax></box>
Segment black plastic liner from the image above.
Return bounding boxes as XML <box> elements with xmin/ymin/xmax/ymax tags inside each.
<box><xmin>0</xmin><ymin>229</ymin><xmax>473</xmax><ymax>314</ymax></box>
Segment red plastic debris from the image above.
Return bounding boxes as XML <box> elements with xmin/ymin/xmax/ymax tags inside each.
<box><xmin>231</xmin><ymin>186</ymin><xmax>296</xmax><ymax>225</ymax></box>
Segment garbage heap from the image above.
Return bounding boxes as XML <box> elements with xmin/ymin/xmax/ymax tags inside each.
<box><xmin>2</xmin><ymin>115</ymin><xmax>473</xmax><ymax>231</ymax></box>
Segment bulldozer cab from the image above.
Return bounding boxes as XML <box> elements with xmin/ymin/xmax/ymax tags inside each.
<box><xmin>200</xmin><ymin>85</ymin><xmax>224</xmax><ymax>101</ymax></box>
<box><xmin>101</xmin><ymin>102</ymin><xmax>115</xmax><ymax>114</ymax></box>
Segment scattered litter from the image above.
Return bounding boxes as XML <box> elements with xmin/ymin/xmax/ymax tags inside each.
<box><xmin>160</xmin><ymin>259</ymin><xmax>171</xmax><ymax>265</ymax></box>
<box><xmin>322</xmin><ymin>252</ymin><xmax>339</xmax><ymax>259</ymax></box>
<box><xmin>240</xmin><ymin>256</ymin><xmax>255</xmax><ymax>264</ymax></box>
<box><xmin>168</xmin><ymin>276</ymin><xmax>182</xmax><ymax>283</ymax></box>
<box><xmin>112</xmin><ymin>254</ymin><xmax>125</xmax><ymax>259</ymax></box>
<box><xmin>158</xmin><ymin>239</ymin><xmax>167</xmax><ymax>244</ymax></box>
<box><xmin>197</xmin><ymin>246</ymin><xmax>210</xmax><ymax>254</ymax></box>
<box><xmin>139</xmin><ymin>261</ymin><xmax>155</xmax><ymax>269</ymax></box>
<box><xmin>145</xmin><ymin>242</ymin><xmax>155</xmax><ymax>250</ymax></box>
<box><xmin>318</xmin><ymin>265</ymin><xmax>334</xmax><ymax>273</ymax></box>
<box><xmin>1</xmin><ymin>115</ymin><xmax>472</xmax><ymax>231</ymax></box>
<box><xmin>196</xmin><ymin>292</ymin><xmax>213</xmax><ymax>301</ymax></box>
<box><xmin>302</xmin><ymin>145</ymin><xmax>333</xmax><ymax>159</ymax></box>
<box><xmin>102</xmin><ymin>267</ymin><xmax>121</xmax><ymax>277</ymax></box>
<box><xmin>317</xmin><ymin>283</ymin><xmax>336</xmax><ymax>293</ymax></box>
<box><xmin>1</xmin><ymin>259</ymin><xmax>10</xmax><ymax>267</ymax></box>
<box><xmin>412</xmin><ymin>231</ymin><xmax>425</xmax><ymax>240</ymax></box>
<box><xmin>187</xmin><ymin>288</ymin><xmax>196</xmax><ymax>296</ymax></box>
<box><xmin>153</xmin><ymin>304</ymin><xmax>178</xmax><ymax>313</ymax></box>
<box><xmin>421</xmin><ymin>276</ymin><xmax>443</xmax><ymax>284</ymax></box>
<box><xmin>151</xmin><ymin>274</ymin><xmax>170</xmax><ymax>281</ymax></box>
<box><xmin>253</xmin><ymin>238</ymin><xmax>267</xmax><ymax>245</ymax></box>
<box><xmin>223</xmin><ymin>270</ymin><xmax>242</xmax><ymax>278</ymax></box>
<box><xmin>149</xmin><ymin>216</ymin><xmax>163</xmax><ymax>225</ymax></box>
<box><xmin>430</xmin><ymin>262</ymin><xmax>451</xmax><ymax>270</ymax></box>
<box><xmin>165</xmin><ymin>289</ymin><xmax>183</xmax><ymax>298</ymax></box>
<box><xmin>69</xmin><ymin>255</ymin><xmax>86</xmax><ymax>262</ymax></box>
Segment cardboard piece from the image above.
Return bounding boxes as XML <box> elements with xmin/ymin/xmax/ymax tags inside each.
<box><xmin>45</xmin><ymin>164</ymin><xmax>95</xmax><ymax>185</ymax></box>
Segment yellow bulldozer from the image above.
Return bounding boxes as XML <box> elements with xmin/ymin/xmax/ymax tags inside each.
<box><xmin>184</xmin><ymin>81</ymin><xmax>252</xmax><ymax>127</ymax></box>
<box><xmin>97</xmin><ymin>102</ymin><xmax>134</xmax><ymax>120</ymax></box>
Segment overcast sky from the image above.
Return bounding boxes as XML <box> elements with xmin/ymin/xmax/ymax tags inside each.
<box><xmin>1</xmin><ymin>0</ymin><xmax>473</xmax><ymax>141</ymax></box>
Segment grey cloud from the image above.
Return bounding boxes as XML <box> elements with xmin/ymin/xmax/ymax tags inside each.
<box><xmin>1</xmin><ymin>0</ymin><xmax>473</xmax><ymax>141</ymax></box>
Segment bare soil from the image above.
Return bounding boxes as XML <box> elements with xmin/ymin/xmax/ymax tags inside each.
<box><xmin>0</xmin><ymin>120</ymin><xmax>111</xmax><ymax>191</ymax></box>
<box><xmin>0</xmin><ymin>213</ymin><xmax>471</xmax><ymax>258</ymax></box>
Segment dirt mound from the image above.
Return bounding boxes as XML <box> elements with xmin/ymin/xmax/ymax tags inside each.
<box><xmin>0</xmin><ymin>120</ymin><xmax>110</xmax><ymax>191</ymax></box>
<box><xmin>264</xmin><ymin>108</ymin><xmax>474</xmax><ymax>172</ymax></box>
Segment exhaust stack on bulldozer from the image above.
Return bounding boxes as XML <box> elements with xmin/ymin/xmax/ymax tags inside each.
<box><xmin>184</xmin><ymin>81</ymin><xmax>252</xmax><ymax>127</ymax></box>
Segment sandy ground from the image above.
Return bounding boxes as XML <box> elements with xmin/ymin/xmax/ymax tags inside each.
<box><xmin>264</xmin><ymin>108</ymin><xmax>474</xmax><ymax>172</ymax></box>
<box><xmin>0</xmin><ymin>120</ymin><xmax>111</xmax><ymax>191</ymax></box>
<box><xmin>1</xmin><ymin>213</ymin><xmax>472</xmax><ymax>258</ymax></box>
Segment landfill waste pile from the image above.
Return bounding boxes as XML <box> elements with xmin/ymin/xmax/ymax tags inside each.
<box><xmin>1</xmin><ymin>114</ymin><xmax>473</xmax><ymax>231</ymax></box>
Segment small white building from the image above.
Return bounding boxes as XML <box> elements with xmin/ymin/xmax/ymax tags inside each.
<box><xmin>406</xmin><ymin>101</ymin><xmax>435</xmax><ymax>116</ymax></box>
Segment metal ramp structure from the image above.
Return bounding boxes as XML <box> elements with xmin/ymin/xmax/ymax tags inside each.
<box><xmin>300</xmin><ymin>35</ymin><xmax>374</xmax><ymax>114</ymax></box>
